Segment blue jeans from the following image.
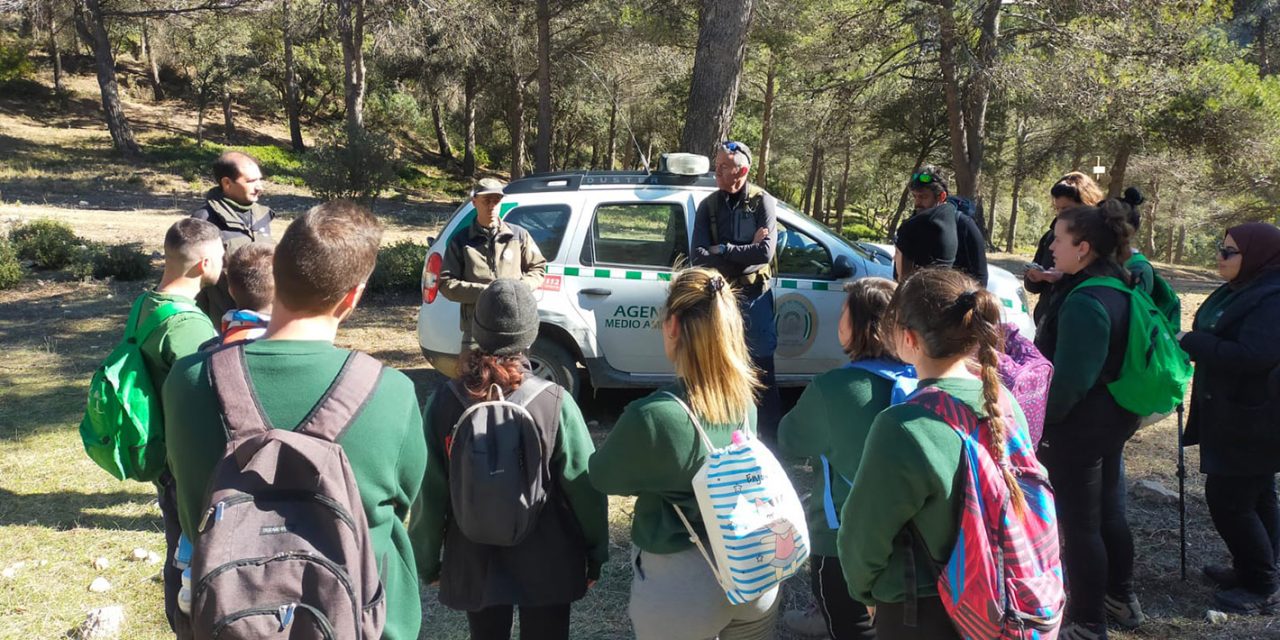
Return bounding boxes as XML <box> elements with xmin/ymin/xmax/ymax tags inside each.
<box><xmin>740</xmin><ymin>287</ymin><xmax>780</xmax><ymax>445</ymax></box>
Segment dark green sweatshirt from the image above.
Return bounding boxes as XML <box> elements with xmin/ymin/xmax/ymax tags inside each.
<box><xmin>589</xmin><ymin>384</ymin><xmax>757</xmax><ymax>554</ymax></box>
<box><xmin>136</xmin><ymin>290</ymin><xmax>216</xmax><ymax>388</ymax></box>
<box><xmin>778</xmin><ymin>367</ymin><xmax>895</xmax><ymax>557</ymax></box>
<box><xmin>163</xmin><ymin>340</ymin><xmax>428</xmax><ymax>640</ymax></box>
<box><xmin>410</xmin><ymin>387</ymin><xmax>609</xmax><ymax>584</ymax></box>
<box><xmin>1044</xmin><ymin>292</ymin><xmax>1114</xmax><ymax>425</ymax></box>
<box><xmin>838</xmin><ymin>377</ymin><xmax>1029</xmax><ymax>605</ymax></box>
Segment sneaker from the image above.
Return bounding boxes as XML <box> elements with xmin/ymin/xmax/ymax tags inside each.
<box><xmin>1202</xmin><ymin>564</ymin><xmax>1240</xmax><ymax>589</ymax></box>
<box><xmin>781</xmin><ymin>604</ymin><xmax>830</xmax><ymax>638</ymax></box>
<box><xmin>1104</xmin><ymin>593</ymin><xmax>1146</xmax><ymax>629</ymax></box>
<box><xmin>1059</xmin><ymin>621</ymin><xmax>1107</xmax><ymax>640</ymax></box>
<box><xmin>1213</xmin><ymin>587</ymin><xmax>1280</xmax><ymax>615</ymax></box>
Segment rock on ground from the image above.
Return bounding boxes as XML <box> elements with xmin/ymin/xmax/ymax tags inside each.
<box><xmin>75</xmin><ymin>605</ymin><xmax>124</xmax><ymax>639</ymax></box>
<box><xmin>87</xmin><ymin>577</ymin><xmax>111</xmax><ymax>593</ymax></box>
<box><xmin>1132</xmin><ymin>479</ymin><xmax>1179</xmax><ymax>505</ymax></box>
<box><xmin>1205</xmin><ymin>609</ymin><xmax>1230</xmax><ymax>624</ymax></box>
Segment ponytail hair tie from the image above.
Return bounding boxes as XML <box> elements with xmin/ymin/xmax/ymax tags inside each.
<box><xmin>707</xmin><ymin>276</ymin><xmax>726</xmax><ymax>296</ymax></box>
<box><xmin>953</xmin><ymin>290</ymin><xmax>979</xmax><ymax>315</ymax></box>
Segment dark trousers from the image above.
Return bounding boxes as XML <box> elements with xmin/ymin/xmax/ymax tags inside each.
<box><xmin>873</xmin><ymin>597</ymin><xmax>959</xmax><ymax>640</ymax></box>
<box><xmin>1042</xmin><ymin>447</ymin><xmax>1135</xmax><ymax>624</ymax></box>
<box><xmin>810</xmin><ymin>554</ymin><xmax>875</xmax><ymax>639</ymax></box>
<box><xmin>740</xmin><ymin>287</ymin><xmax>781</xmax><ymax>446</ymax></box>
<box><xmin>466</xmin><ymin>604</ymin><xmax>571</xmax><ymax>640</ymax></box>
<box><xmin>1206</xmin><ymin>473</ymin><xmax>1280</xmax><ymax>595</ymax></box>
<box><xmin>156</xmin><ymin>471</ymin><xmax>182</xmax><ymax>631</ymax></box>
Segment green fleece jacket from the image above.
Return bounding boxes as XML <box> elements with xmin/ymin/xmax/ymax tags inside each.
<box><xmin>410</xmin><ymin>388</ymin><xmax>609</xmax><ymax>583</ymax></box>
<box><xmin>1044</xmin><ymin>292</ymin><xmax>1114</xmax><ymax>425</ymax></box>
<box><xmin>778</xmin><ymin>366</ymin><xmax>895</xmax><ymax>557</ymax></box>
<box><xmin>163</xmin><ymin>340</ymin><xmax>427</xmax><ymax>640</ymax></box>
<box><xmin>135</xmin><ymin>290</ymin><xmax>216</xmax><ymax>389</ymax></box>
<box><xmin>838</xmin><ymin>377</ymin><xmax>1029</xmax><ymax>605</ymax></box>
<box><xmin>589</xmin><ymin>384</ymin><xmax>757</xmax><ymax>554</ymax></box>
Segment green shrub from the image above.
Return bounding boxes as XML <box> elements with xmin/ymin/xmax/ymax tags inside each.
<box><xmin>94</xmin><ymin>243</ymin><xmax>153</xmax><ymax>281</ymax></box>
<box><xmin>0</xmin><ymin>39</ymin><xmax>35</xmax><ymax>85</ymax></box>
<box><xmin>0</xmin><ymin>238</ymin><xmax>23</xmax><ymax>290</ymax></box>
<box><xmin>10</xmin><ymin>219</ymin><xmax>81</xmax><ymax>270</ymax></box>
<box><xmin>368</xmin><ymin>240</ymin><xmax>427</xmax><ymax>294</ymax></box>
<box><xmin>305</xmin><ymin>127</ymin><xmax>402</xmax><ymax>204</ymax></box>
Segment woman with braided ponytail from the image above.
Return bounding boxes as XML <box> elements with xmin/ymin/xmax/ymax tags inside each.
<box><xmin>591</xmin><ymin>268</ymin><xmax>779</xmax><ymax>640</ymax></box>
<box><xmin>839</xmin><ymin>268</ymin><xmax>1034</xmax><ymax>639</ymax></box>
<box><xmin>1038</xmin><ymin>200</ymin><xmax>1145</xmax><ymax>640</ymax></box>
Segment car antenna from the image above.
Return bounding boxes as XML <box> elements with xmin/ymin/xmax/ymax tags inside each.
<box><xmin>569</xmin><ymin>53</ymin><xmax>649</xmax><ymax>174</ymax></box>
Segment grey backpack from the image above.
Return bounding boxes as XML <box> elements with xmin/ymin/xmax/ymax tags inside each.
<box><xmin>446</xmin><ymin>377</ymin><xmax>555</xmax><ymax>547</ymax></box>
<box><xmin>188</xmin><ymin>345</ymin><xmax>386</xmax><ymax>640</ymax></box>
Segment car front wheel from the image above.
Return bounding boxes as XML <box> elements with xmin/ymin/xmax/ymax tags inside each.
<box><xmin>528</xmin><ymin>336</ymin><xmax>580</xmax><ymax>399</ymax></box>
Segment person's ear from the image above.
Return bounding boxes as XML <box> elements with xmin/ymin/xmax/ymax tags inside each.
<box><xmin>335</xmin><ymin>283</ymin><xmax>367</xmax><ymax>322</ymax></box>
<box><xmin>1077</xmin><ymin>239</ymin><xmax>1093</xmax><ymax>260</ymax></box>
<box><xmin>663</xmin><ymin>315</ymin><xmax>680</xmax><ymax>341</ymax></box>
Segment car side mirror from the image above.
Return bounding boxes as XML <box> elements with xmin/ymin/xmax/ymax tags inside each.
<box><xmin>426</xmin><ymin>236</ymin><xmax>437</xmax><ymax>246</ymax></box>
<box><xmin>832</xmin><ymin>254</ymin><xmax>855</xmax><ymax>279</ymax></box>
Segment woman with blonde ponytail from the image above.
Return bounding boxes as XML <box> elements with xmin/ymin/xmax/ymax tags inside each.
<box><xmin>590</xmin><ymin>268</ymin><xmax>776</xmax><ymax>640</ymax></box>
<box><xmin>839</xmin><ymin>268</ymin><xmax>1035</xmax><ymax>640</ymax></box>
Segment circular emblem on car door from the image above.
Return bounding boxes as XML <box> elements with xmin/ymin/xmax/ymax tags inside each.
<box><xmin>774</xmin><ymin>294</ymin><xmax>818</xmax><ymax>358</ymax></box>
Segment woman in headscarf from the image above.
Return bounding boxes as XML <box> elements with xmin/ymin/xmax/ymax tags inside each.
<box><xmin>1181</xmin><ymin>222</ymin><xmax>1280</xmax><ymax>615</ymax></box>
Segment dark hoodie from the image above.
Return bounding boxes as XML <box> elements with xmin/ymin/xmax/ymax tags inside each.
<box><xmin>896</xmin><ymin>202</ymin><xmax>958</xmax><ymax>271</ymax></box>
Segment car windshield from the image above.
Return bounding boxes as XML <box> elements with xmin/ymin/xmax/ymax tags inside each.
<box><xmin>774</xmin><ymin>200</ymin><xmax>880</xmax><ymax>262</ymax></box>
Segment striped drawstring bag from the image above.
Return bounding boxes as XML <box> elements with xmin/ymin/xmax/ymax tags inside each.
<box><xmin>663</xmin><ymin>392</ymin><xmax>809</xmax><ymax>604</ymax></box>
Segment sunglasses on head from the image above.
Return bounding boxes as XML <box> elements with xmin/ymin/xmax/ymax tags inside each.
<box><xmin>723</xmin><ymin>141</ymin><xmax>746</xmax><ymax>155</ymax></box>
<box><xmin>1218</xmin><ymin>244</ymin><xmax>1241</xmax><ymax>260</ymax></box>
<box><xmin>911</xmin><ymin>172</ymin><xmax>936</xmax><ymax>184</ymax></box>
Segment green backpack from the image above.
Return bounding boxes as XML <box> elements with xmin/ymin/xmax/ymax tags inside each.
<box><xmin>1070</xmin><ymin>276</ymin><xmax>1192</xmax><ymax>418</ymax></box>
<box><xmin>1125</xmin><ymin>253</ymin><xmax>1181</xmax><ymax>332</ymax></box>
<box><xmin>79</xmin><ymin>296</ymin><xmax>201</xmax><ymax>481</ymax></box>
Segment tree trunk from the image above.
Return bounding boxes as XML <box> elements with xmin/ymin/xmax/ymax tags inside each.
<box><xmin>196</xmin><ymin>107</ymin><xmax>205</xmax><ymax>146</ymax></box>
<box><xmin>834</xmin><ymin>138</ymin><xmax>850</xmax><ymax>229</ymax></box>
<box><xmin>813</xmin><ymin>149</ymin><xmax>826</xmax><ymax>223</ymax></box>
<box><xmin>886</xmin><ymin>143</ymin><xmax>933</xmax><ymax>235</ymax></box>
<box><xmin>462</xmin><ymin>71</ymin><xmax>478</xmax><ymax>177</ymax></box>
<box><xmin>986</xmin><ymin>174</ymin><xmax>999</xmax><ymax>238</ymax></box>
<box><xmin>679</xmin><ymin>0</ymin><xmax>754</xmax><ymax>155</ymax></box>
<box><xmin>1005</xmin><ymin>116</ymin><xmax>1028</xmax><ymax>253</ymax></box>
<box><xmin>283</xmin><ymin>0</ymin><xmax>305</xmax><ymax>151</ymax></box>
<box><xmin>509</xmin><ymin>73</ymin><xmax>526</xmax><ymax>179</ymax></box>
<box><xmin>1174</xmin><ymin>222</ymin><xmax>1186</xmax><ymax>264</ymax></box>
<box><xmin>1144</xmin><ymin>178</ymin><xmax>1160</xmax><ymax>256</ymax></box>
<box><xmin>801</xmin><ymin>145</ymin><xmax>819</xmax><ymax>215</ymax></box>
<box><xmin>606</xmin><ymin>80</ymin><xmax>618</xmax><ymax>169</ymax></box>
<box><xmin>222</xmin><ymin>83</ymin><xmax>236</xmax><ymax>142</ymax></box>
<box><xmin>77</xmin><ymin>0</ymin><xmax>141</xmax><ymax>159</ymax></box>
<box><xmin>431</xmin><ymin>98</ymin><xmax>453</xmax><ymax>161</ymax></box>
<box><xmin>937</xmin><ymin>0</ymin><xmax>1001</xmax><ymax>198</ymax></box>
<box><xmin>140</xmin><ymin>19</ymin><xmax>163</xmax><ymax>101</ymax></box>
<box><xmin>757</xmin><ymin>50</ymin><xmax>777</xmax><ymax>187</ymax></box>
<box><xmin>1261</xmin><ymin>14</ymin><xmax>1272</xmax><ymax>77</ymax></box>
<box><xmin>337</xmin><ymin>0</ymin><xmax>366</xmax><ymax>136</ymax></box>
<box><xmin>589</xmin><ymin>137</ymin><xmax>599</xmax><ymax>169</ymax></box>
<box><xmin>46</xmin><ymin>2</ymin><xmax>63</xmax><ymax>94</ymax></box>
<box><xmin>1108</xmin><ymin>136</ymin><xmax>1134</xmax><ymax>198</ymax></box>
<box><xmin>533</xmin><ymin>0</ymin><xmax>553</xmax><ymax>172</ymax></box>
<box><xmin>937</xmin><ymin>3</ymin><xmax>972</xmax><ymax>195</ymax></box>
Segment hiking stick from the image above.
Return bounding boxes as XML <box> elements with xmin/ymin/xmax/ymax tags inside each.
<box><xmin>1176</xmin><ymin>402</ymin><xmax>1187</xmax><ymax>581</ymax></box>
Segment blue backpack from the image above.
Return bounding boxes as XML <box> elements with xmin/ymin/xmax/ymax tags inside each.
<box><xmin>820</xmin><ymin>360</ymin><xmax>918</xmax><ymax>529</ymax></box>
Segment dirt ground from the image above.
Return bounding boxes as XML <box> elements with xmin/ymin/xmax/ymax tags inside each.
<box><xmin>5</xmin><ymin>67</ymin><xmax>1280</xmax><ymax>639</ymax></box>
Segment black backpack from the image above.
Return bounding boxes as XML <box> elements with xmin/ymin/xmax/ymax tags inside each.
<box><xmin>446</xmin><ymin>377</ymin><xmax>555</xmax><ymax>547</ymax></box>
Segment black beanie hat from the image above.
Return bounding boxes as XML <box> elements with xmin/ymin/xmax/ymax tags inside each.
<box><xmin>896</xmin><ymin>205</ymin><xmax>959</xmax><ymax>269</ymax></box>
<box><xmin>472</xmin><ymin>279</ymin><xmax>539</xmax><ymax>355</ymax></box>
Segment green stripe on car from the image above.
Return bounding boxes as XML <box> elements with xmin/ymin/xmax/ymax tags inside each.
<box><xmin>546</xmin><ymin>265</ymin><xmax>837</xmax><ymax>290</ymax></box>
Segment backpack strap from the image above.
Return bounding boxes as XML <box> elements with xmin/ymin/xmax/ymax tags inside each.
<box><xmin>505</xmin><ymin>376</ymin><xmax>555</xmax><ymax>408</ymax></box>
<box><xmin>209</xmin><ymin>344</ymin><xmax>272</xmax><ymax>443</ymax></box>
<box><xmin>133</xmin><ymin>300</ymin><xmax>203</xmax><ymax>344</ymax></box>
<box><xmin>294</xmin><ymin>351</ymin><xmax>384</xmax><ymax>443</ymax></box>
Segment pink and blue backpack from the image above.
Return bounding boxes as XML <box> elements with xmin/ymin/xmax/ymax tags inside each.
<box><xmin>996</xmin><ymin>324</ymin><xmax>1052</xmax><ymax>447</ymax></box>
<box><xmin>902</xmin><ymin>387</ymin><xmax>1064</xmax><ymax>640</ymax></box>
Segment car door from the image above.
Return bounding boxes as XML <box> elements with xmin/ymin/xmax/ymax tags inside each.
<box><xmin>568</xmin><ymin>194</ymin><xmax>689</xmax><ymax>375</ymax></box>
<box><xmin>772</xmin><ymin>220</ymin><xmax>850</xmax><ymax>376</ymax></box>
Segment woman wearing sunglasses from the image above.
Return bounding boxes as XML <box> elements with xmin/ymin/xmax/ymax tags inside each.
<box><xmin>1179</xmin><ymin>222</ymin><xmax>1280</xmax><ymax>615</ymax></box>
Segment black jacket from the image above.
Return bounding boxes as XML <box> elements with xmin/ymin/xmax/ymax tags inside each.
<box><xmin>1028</xmin><ymin>224</ymin><xmax>1058</xmax><ymax>324</ymax></box>
<box><xmin>1181</xmin><ymin>268</ymin><xmax>1280</xmax><ymax>476</ymax></box>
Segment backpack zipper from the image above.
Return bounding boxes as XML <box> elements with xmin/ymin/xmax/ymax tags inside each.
<box><xmin>197</xmin><ymin>491</ymin><xmax>357</xmax><ymax>533</ymax></box>
<box><xmin>195</xmin><ymin>551</ymin><xmax>359</xmax><ymax>640</ymax></box>
<box><xmin>209</xmin><ymin>602</ymin><xmax>337</xmax><ymax>639</ymax></box>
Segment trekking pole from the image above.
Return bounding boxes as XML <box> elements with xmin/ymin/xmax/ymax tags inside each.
<box><xmin>1176</xmin><ymin>402</ymin><xmax>1187</xmax><ymax>581</ymax></box>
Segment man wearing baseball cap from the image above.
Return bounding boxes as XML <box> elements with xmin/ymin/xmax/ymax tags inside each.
<box><xmin>439</xmin><ymin>178</ymin><xmax>547</xmax><ymax>348</ymax></box>
<box><xmin>691</xmin><ymin>141</ymin><xmax>783</xmax><ymax>448</ymax></box>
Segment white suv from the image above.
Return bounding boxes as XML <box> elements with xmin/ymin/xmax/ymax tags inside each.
<box><xmin>418</xmin><ymin>159</ymin><xmax>1033</xmax><ymax>397</ymax></box>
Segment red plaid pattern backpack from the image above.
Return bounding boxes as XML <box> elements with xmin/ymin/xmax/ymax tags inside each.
<box><xmin>901</xmin><ymin>387</ymin><xmax>1064</xmax><ymax>640</ymax></box>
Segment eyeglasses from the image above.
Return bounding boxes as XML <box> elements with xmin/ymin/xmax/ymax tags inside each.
<box><xmin>721</xmin><ymin>141</ymin><xmax>751</xmax><ymax>163</ymax></box>
<box><xmin>1218</xmin><ymin>244</ymin><xmax>1242</xmax><ymax>260</ymax></box>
